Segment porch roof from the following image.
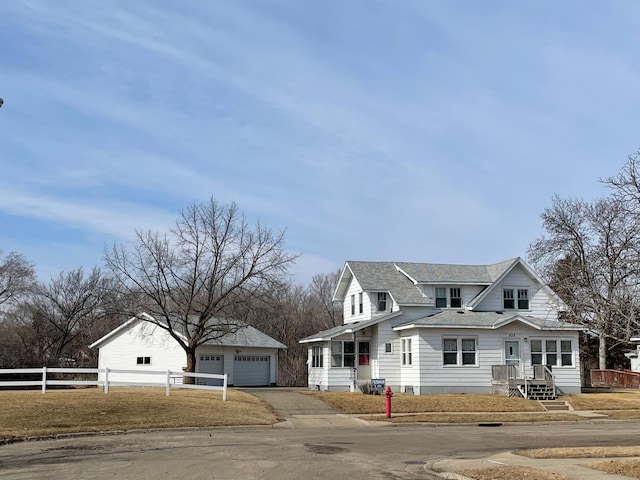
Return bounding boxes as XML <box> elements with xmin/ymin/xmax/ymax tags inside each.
<box><xmin>393</xmin><ymin>310</ymin><xmax>584</xmax><ymax>332</ymax></box>
<box><xmin>299</xmin><ymin>311</ymin><xmax>403</xmax><ymax>343</ymax></box>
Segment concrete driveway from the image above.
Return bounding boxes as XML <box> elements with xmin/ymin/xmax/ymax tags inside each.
<box><xmin>240</xmin><ymin>387</ymin><xmax>375</xmax><ymax>428</ymax></box>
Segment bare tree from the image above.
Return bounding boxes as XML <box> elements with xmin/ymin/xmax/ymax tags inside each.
<box><xmin>528</xmin><ymin>194</ymin><xmax>640</xmax><ymax>369</ymax></box>
<box><xmin>105</xmin><ymin>198</ymin><xmax>297</xmax><ymax>377</ymax></box>
<box><xmin>308</xmin><ymin>270</ymin><xmax>342</xmax><ymax>329</ymax></box>
<box><xmin>0</xmin><ymin>250</ymin><xmax>35</xmax><ymax>309</ymax></box>
<box><xmin>9</xmin><ymin>267</ymin><xmax>116</xmax><ymax>366</ymax></box>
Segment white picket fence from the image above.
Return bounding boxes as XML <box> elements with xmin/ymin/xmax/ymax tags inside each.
<box><xmin>0</xmin><ymin>367</ymin><xmax>228</xmax><ymax>400</ymax></box>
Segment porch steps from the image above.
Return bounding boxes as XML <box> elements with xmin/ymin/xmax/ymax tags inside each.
<box><xmin>525</xmin><ymin>383</ymin><xmax>556</xmax><ymax>401</ymax></box>
<box><xmin>539</xmin><ymin>400</ymin><xmax>570</xmax><ymax>411</ymax></box>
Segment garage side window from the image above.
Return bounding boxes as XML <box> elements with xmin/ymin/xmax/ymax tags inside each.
<box><xmin>136</xmin><ymin>356</ymin><xmax>151</xmax><ymax>365</ymax></box>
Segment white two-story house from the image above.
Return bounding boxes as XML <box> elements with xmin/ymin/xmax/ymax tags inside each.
<box><xmin>300</xmin><ymin>257</ymin><xmax>582</xmax><ymax>398</ymax></box>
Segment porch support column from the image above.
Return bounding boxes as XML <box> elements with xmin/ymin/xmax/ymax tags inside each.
<box><xmin>352</xmin><ymin>331</ymin><xmax>357</xmax><ymax>392</ymax></box>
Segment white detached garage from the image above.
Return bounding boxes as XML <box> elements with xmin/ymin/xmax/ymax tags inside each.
<box><xmin>90</xmin><ymin>313</ymin><xmax>286</xmax><ymax>387</ymax></box>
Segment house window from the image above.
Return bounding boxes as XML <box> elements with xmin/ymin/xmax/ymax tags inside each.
<box><xmin>312</xmin><ymin>345</ymin><xmax>323</xmax><ymax>368</ymax></box>
<box><xmin>401</xmin><ymin>338</ymin><xmax>412</xmax><ymax>365</ymax></box>
<box><xmin>385</xmin><ymin>342</ymin><xmax>392</xmax><ymax>353</ymax></box>
<box><xmin>435</xmin><ymin>287</ymin><xmax>462</xmax><ymax>308</ymax></box>
<box><xmin>504</xmin><ymin>288</ymin><xmax>529</xmax><ymax>310</ymax></box>
<box><xmin>351</xmin><ymin>295</ymin><xmax>355</xmax><ymax>315</ymax></box>
<box><xmin>435</xmin><ymin>287</ymin><xmax>447</xmax><ymax>308</ymax></box>
<box><xmin>450</xmin><ymin>288</ymin><xmax>462</xmax><ymax>308</ymax></box>
<box><xmin>530</xmin><ymin>339</ymin><xmax>573</xmax><ymax>366</ymax></box>
<box><xmin>331</xmin><ymin>341</ymin><xmax>355</xmax><ymax>367</ymax></box>
<box><xmin>136</xmin><ymin>356</ymin><xmax>151</xmax><ymax>365</ymax></box>
<box><xmin>518</xmin><ymin>289</ymin><xmax>529</xmax><ymax>309</ymax></box>
<box><xmin>443</xmin><ymin>338</ymin><xmax>477</xmax><ymax>366</ymax></box>
<box><xmin>503</xmin><ymin>289</ymin><xmax>515</xmax><ymax>309</ymax></box>
<box><xmin>377</xmin><ymin>292</ymin><xmax>387</xmax><ymax>312</ymax></box>
<box><xmin>359</xmin><ymin>292</ymin><xmax>363</xmax><ymax>314</ymax></box>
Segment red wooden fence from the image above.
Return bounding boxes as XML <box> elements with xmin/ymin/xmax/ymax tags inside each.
<box><xmin>590</xmin><ymin>369</ymin><xmax>640</xmax><ymax>388</ymax></box>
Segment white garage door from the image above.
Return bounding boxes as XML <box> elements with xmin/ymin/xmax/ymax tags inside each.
<box><xmin>197</xmin><ymin>354</ymin><xmax>224</xmax><ymax>386</ymax></box>
<box><xmin>233</xmin><ymin>355</ymin><xmax>270</xmax><ymax>386</ymax></box>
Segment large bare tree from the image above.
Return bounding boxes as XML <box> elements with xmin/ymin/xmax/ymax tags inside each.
<box><xmin>528</xmin><ymin>194</ymin><xmax>640</xmax><ymax>369</ymax></box>
<box><xmin>105</xmin><ymin>198</ymin><xmax>297</xmax><ymax>376</ymax></box>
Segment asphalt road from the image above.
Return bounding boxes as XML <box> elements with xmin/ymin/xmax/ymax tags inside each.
<box><xmin>2</xmin><ymin>422</ymin><xmax>640</xmax><ymax>479</ymax></box>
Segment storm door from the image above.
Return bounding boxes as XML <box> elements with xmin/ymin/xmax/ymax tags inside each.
<box><xmin>504</xmin><ymin>340</ymin><xmax>521</xmax><ymax>379</ymax></box>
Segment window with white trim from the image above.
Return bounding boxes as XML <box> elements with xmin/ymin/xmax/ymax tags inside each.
<box><xmin>358</xmin><ymin>292</ymin><xmax>363</xmax><ymax>314</ymax></box>
<box><xmin>377</xmin><ymin>292</ymin><xmax>387</xmax><ymax>312</ymax></box>
<box><xmin>517</xmin><ymin>289</ymin><xmax>529</xmax><ymax>309</ymax></box>
<box><xmin>530</xmin><ymin>339</ymin><xmax>573</xmax><ymax>366</ymax></box>
<box><xmin>401</xmin><ymin>338</ymin><xmax>412</xmax><ymax>365</ymax></box>
<box><xmin>136</xmin><ymin>356</ymin><xmax>151</xmax><ymax>365</ymax></box>
<box><xmin>435</xmin><ymin>287</ymin><xmax>462</xmax><ymax>308</ymax></box>
<box><xmin>312</xmin><ymin>345</ymin><xmax>323</xmax><ymax>368</ymax></box>
<box><xmin>331</xmin><ymin>341</ymin><xmax>355</xmax><ymax>367</ymax></box>
<box><xmin>351</xmin><ymin>294</ymin><xmax>355</xmax><ymax>315</ymax></box>
<box><xmin>503</xmin><ymin>288</ymin><xmax>530</xmax><ymax>310</ymax></box>
<box><xmin>442</xmin><ymin>338</ymin><xmax>477</xmax><ymax>366</ymax></box>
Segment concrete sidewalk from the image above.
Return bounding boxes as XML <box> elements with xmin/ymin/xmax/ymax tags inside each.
<box><xmin>428</xmin><ymin>451</ymin><xmax>640</xmax><ymax>479</ymax></box>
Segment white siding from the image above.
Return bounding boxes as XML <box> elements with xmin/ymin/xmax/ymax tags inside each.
<box><xmin>307</xmin><ymin>342</ymin><xmax>329</xmax><ymax>390</ymax></box>
<box><xmin>343</xmin><ymin>277</ymin><xmax>396</xmax><ymax>324</ymax></box>
<box><xmin>416</xmin><ymin>324</ymin><xmax>581</xmax><ymax>394</ymax></box>
<box><xmin>97</xmin><ymin>322</ymin><xmax>184</xmax><ymax>384</ymax></box>
<box><xmin>399</xmin><ymin>332</ymin><xmax>420</xmax><ymax>394</ymax></box>
<box><xmin>97</xmin><ymin>321</ymin><xmax>280</xmax><ymax>386</ymax></box>
<box><xmin>476</xmin><ymin>265</ymin><xmax>559</xmax><ymax>320</ymax></box>
<box><xmin>344</xmin><ymin>277</ymin><xmax>369</xmax><ymax>323</ymax></box>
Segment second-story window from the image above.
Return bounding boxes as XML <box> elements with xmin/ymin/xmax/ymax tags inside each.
<box><xmin>517</xmin><ymin>289</ymin><xmax>529</xmax><ymax>309</ymax></box>
<box><xmin>450</xmin><ymin>288</ymin><xmax>462</xmax><ymax>308</ymax></box>
<box><xmin>359</xmin><ymin>292</ymin><xmax>363</xmax><ymax>314</ymax></box>
<box><xmin>351</xmin><ymin>294</ymin><xmax>355</xmax><ymax>315</ymax></box>
<box><xmin>504</xmin><ymin>288</ymin><xmax>529</xmax><ymax>310</ymax></box>
<box><xmin>377</xmin><ymin>292</ymin><xmax>387</xmax><ymax>312</ymax></box>
<box><xmin>503</xmin><ymin>289</ymin><xmax>515</xmax><ymax>309</ymax></box>
<box><xmin>435</xmin><ymin>287</ymin><xmax>462</xmax><ymax>308</ymax></box>
<box><xmin>435</xmin><ymin>287</ymin><xmax>447</xmax><ymax>308</ymax></box>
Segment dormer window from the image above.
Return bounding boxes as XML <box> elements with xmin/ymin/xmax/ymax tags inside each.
<box><xmin>517</xmin><ymin>289</ymin><xmax>529</xmax><ymax>309</ymax></box>
<box><xmin>377</xmin><ymin>292</ymin><xmax>387</xmax><ymax>312</ymax></box>
<box><xmin>450</xmin><ymin>288</ymin><xmax>462</xmax><ymax>308</ymax></box>
<box><xmin>503</xmin><ymin>288</ymin><xmax>530</xmax><ymax>310</ymax></box>
<box><xmin>435</xmin><ymin>287</ymin><xmax>462</xmax><ymax>308</ymax></box>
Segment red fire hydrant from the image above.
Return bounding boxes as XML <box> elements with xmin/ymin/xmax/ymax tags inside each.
<box><xmin>385</xmin><ymin>386</ymin><xmax>393</xmax><ymax>418</ymax></box>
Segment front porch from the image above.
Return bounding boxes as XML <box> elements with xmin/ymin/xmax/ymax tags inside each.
<box><xmin>492</xmin><ymin>365</ymin><xmax>556</xmax><ymax>400</ymax></box>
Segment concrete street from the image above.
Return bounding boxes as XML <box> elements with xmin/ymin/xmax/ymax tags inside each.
<box><xmin>2</xmin><ymin>389</ymin><xmax>640</xmax><ymax>479</ymax></box>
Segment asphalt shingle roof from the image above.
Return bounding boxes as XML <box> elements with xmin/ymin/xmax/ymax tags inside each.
<box><xmin>395</xmin><ymin>310</ymin><xmax>582</xmax><ymax>330</ymax></box>
<box><xmin>343</xmin><ymin>258</ymin><xmax>518</xmax><ymax>305</ymax></box>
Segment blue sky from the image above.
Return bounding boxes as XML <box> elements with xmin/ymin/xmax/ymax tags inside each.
<box><xmin>2</xmin><ymin>1</ymin><xmax>640</xmax><ymax>284</ymax></box>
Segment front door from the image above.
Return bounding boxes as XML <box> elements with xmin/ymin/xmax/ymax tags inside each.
<box><xmin>357</xmin><ymin>341</ymin><xmax>371</xmax><ymax>381</ymax></box>
<box><xmin>505</xmin><ymin>340</ymin><xmax>521</xmax><ymax>379</ymax></box>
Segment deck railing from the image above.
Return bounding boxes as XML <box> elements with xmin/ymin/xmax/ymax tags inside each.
<box><xmin>590</xmin><ymin>369</ymin><xmax>640</xmax><ymax>388</ymax></box>
<box><xmin>0</xmin><ymin>367</ymin><xmax>229</xmax><ymax>400</ymax></box>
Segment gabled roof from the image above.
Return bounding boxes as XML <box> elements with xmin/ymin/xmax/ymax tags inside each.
<box><xmin>90</xmin><ymin>312</ymin><xmax>286</xmax><ymax>350</ymax></box>
<box><xmin>333</xmin><ymin>258</ymin><xmax>537</xmax><ymax>307</ymax></box>
<box><xmin>393</xmin><ymin>310</ymin><xmax>583</xmax><ymax>331</ymax></box>
<box><xmin>299</xmin><ymin>311</ymin><xmax>403</xmax><ymax>343</ymax></box>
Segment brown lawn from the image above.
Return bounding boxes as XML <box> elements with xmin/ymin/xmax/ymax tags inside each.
<box><xmin>0</xmin><ymin>387</ymin><xmax>278</xmax><ymax>441</ymax></box>
<box><xmin>562</xmin><ymin>390</ymin><xmax>640</xmax><ymax>410</ymax></box>
<box><xmin>584</xmin><ymin>459</ymin><xmax>640</xmax><ymax>478</ymax></box>
<box><xmin>303</xmin><ymin>391</ymin><xmax>544</xmax><ymax>414</ymax></box>
<box><xmin>458</xmin><ymin>466</ymin><xmax>575</xmax><ymax>480</ymax></box>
